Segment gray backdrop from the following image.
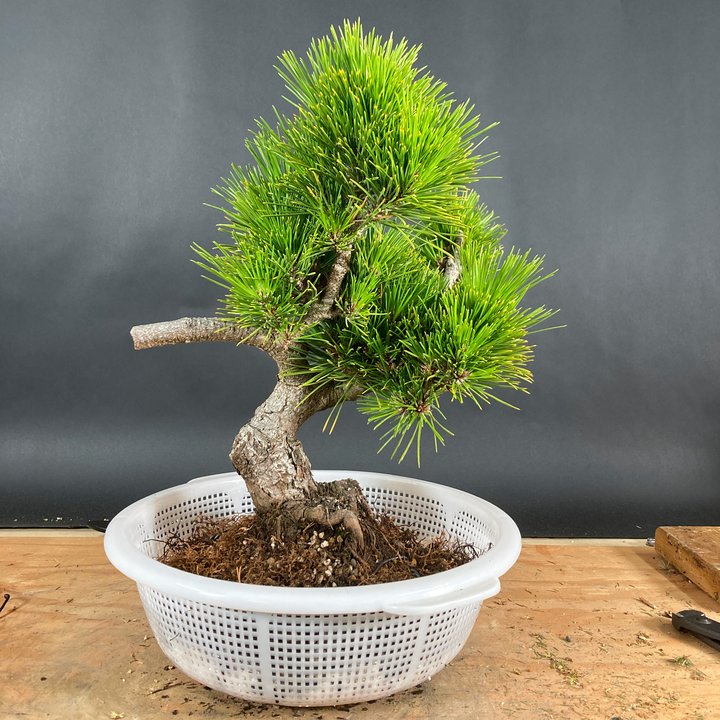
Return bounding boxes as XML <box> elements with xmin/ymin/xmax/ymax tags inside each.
<box><xmin>2</xmin><ymin>0</ymin><xmax>719</xmax><ymax>536</ymax></box>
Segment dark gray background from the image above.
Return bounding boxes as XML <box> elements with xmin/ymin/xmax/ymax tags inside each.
<box><xmin>2</xmin><ymin>0</ymin><xmax>719</xmax><ymax>536</ymax></box>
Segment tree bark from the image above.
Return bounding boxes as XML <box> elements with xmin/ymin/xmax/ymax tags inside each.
<box><xmin>230</xmin><ymin>378</ymin><xmax>369</xmax><ymax>545</ymax></box>
<box><xmin>303</xmin><ymin>246</ymin><xmax>353</xmax><ymax>326</ymax></box>
<box><xmin>229</xmin><ymin>380</ymin><xmax>319</xmax><ymax>510</ymax></box>
<box><xmin>131</xmin><ymin>317</ymin><xmax>276</xmax><ymax>355</ymax></box>
<box><xmin>131</xmin><ymin>315</ymin><xmax>369</xmax><ymax>543</ymax></box>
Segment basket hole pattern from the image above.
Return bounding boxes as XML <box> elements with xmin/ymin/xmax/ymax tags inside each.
<box><xmin>136</xmin><ymin>492</ymin><xmax>251</xmax><ymax>556</ymax></box>
<box><xmin>139</xmin><ymin>587</ymin><xmax>265</xmax><ymax>696</ymax></box>
<box><xmin>137</xmin><ymin>488</ymin><xmax>494</xmax><ymax>554</ymax></box>
<box><xmin>362</xmin><ymin>487</ymin><xmax>447</xmax><ymax>537</ymax></box>
<box><xmin>449</xmin><ymin>510</ymin><xmax>494</xmax><ymax>550</ymax></box>
<box><xmin>416</xmin><ymin>605</ymin><xmax>480</xmax><ymax>674</ymax></box>
<box><xmin>131</xmin><ymin>480</ymin><xmax>503</xmax><ymax>704</ymax></box>
<box><xmin>138</xmin><ymin>594</ymin><xmax>474</xmax><ymax>705</ymax></box>
<box><xmin>152</xmin><ymin>492</ymin><xmax>239</xmax><ymax>541</ymax></box>
<box><xmin>264</xmin><ymin>613</ymin><xmax>424</xmax><ymax>702</ymax></box>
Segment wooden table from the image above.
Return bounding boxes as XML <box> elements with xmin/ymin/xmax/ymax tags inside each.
<box><xmin>2</xmin><ymin>532</ymin><xmax>718</xmax><ymax>719</ymax></box>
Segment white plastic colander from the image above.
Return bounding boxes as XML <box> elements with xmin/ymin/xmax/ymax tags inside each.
<box><xmin>104</xmin><ymin>470</ymin><xmax>521</xmax><ymax>706</ymax></box>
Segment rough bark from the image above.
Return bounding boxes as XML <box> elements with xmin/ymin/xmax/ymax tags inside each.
<box><xmin>131</xmin><ymin>243</ymin><xmax>366</xmax><ymax>541</ymax></box>
<box><xmin>442</xmin><ymin>233</ymin><xmax>463</xmax><ymax>290</ymax></box>
<box><xmin>229</xmin><ymin>380</ymin><xmax>319</xmax><ymax>509</ymax></box>
<box><xmin>302</xmin><ymin>246</ymin><xmax>353</xmax><ymax>326</ymax></box>
<box><xmin>443</xmin><ymin>254</ymin><xmax>461</xmax><ymax>289</ymax></box>
<box><xmin>131</xmin><ymin>317</ymin><xmax>276</xmax><ymax>355</ymax></box>
<box><xmin>229</xmin><ymin>378</ymin><xmax>369</xmax><ymax>545</ymax></box>
<box><xmin>130</xmin><ymin>313</ymin><xmax>369</xmax><ymax>538</ymax></box>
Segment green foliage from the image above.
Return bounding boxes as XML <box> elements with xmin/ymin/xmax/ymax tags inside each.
<box><xmin>197</xmin><ymin>20</ymin><xmax>558</xmax><ymax>461</ymax></box>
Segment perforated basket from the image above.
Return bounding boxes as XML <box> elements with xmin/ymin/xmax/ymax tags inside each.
<box><xmin>104</xmin><ymin>470</ymin><xmax>521</xmax><ymax>706</ymax></box>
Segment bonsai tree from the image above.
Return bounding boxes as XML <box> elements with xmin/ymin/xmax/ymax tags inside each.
<box><xmin>131</xmin><ymin>21</ymin><xmax>555</xmax><ymax>547</ymax></box>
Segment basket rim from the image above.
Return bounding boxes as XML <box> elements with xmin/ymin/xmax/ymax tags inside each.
<box><xmin>104</xmin><ymin>470</ymin><xmax>521</xmax><ymax>615</ymax></box>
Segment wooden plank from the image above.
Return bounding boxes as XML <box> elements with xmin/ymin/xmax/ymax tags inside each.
<box><xmin>0</xmin><ymin>528</ymin><xmax>99</xmax><ymax>537</ymax></box>
<box><xmin>522</xmin><ymin>537</ymin><xmax>648</xmax><ymax>546</ymax></box>
<box><xmin>656</xmin><ymin>526</ymin><xmax>720</xmax><ymax>603</ymax></box>
<box><xmin>2</xmin><ymin>534</ymin><xmax>719</xmax><ymax>719</ymax></box>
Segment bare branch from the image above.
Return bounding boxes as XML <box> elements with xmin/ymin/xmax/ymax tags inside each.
<box><xmin>300</xmin><ymin>208</ymin><xmax>388</xmax><ymax>330</ymax></box>
<box><xmin>130</xmin><ymin>317</ymin><xmax>274</xmax><ymax>353</ymax></box>
<box><xmin>303</xmin><ymin>246</ymin><xmax>353</xmax><ymax>326</ymax></box>
<box><xmin>443</xmin><ymin>232</ymin><xmax>464</xmax><ymax>290</ymax></box>
<box><xmin>326</xmin><ymin>383</ymin><xmax>365</xmax><ymax>406</ymax></box>
<box><xmin>443</xmin><ymin>255</ymin><xmax>461</xmax><ymax>288</ymax></box>
<box><xmin>284</xmin><ymin>382</ymin><xmax>365</xmax><ymax>421</ymax></box>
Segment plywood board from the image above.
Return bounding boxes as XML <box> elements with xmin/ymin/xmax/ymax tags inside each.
<box><xmin>2</xmin><ymin>533</ymin><xmax>719</xmax><ymax>719</ymax></box>
<box><xmin>656</xmin><ymin>526</ymin><xmax>720</xmax><ymax>603</ymax></box>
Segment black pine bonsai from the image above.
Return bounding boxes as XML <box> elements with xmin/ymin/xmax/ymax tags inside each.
<box><xmin>131</xmin><ymin>21</ymin><xmax>556</xmax><ymax>548</ymax></box>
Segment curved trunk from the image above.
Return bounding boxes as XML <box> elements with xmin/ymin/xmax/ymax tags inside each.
<box><xmin>128</xmin><ymin>316</ymin><xmax>368</xmax><ymax>541</ymax></box>
<box><xmin>230</xmin><ymin>378</ymin><xmax>370</xmax><ymax>546</ymax></box>
<box><xmin>229</xmin><ymin>379</ymin><xmax>319</xmax><ymax>512</ymax></box>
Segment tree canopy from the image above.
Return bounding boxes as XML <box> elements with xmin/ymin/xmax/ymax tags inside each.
<box><xmin>193</xmin><ymin>20</ymin><xmax>557</xmax><ymax>462</ymax></box>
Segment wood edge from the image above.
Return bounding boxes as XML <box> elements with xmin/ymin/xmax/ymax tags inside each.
<box><xmin>523</xmin><ymin>538</ymin><xmax>649</xmax><ymax>546</ymax></box>
<box><xmin>655</xmin><ymin>526</ymin><xmax>720</xmax><ymax>602</ymax></box>
<box><xmin>0</xmin><ymin>530</ymin><xmax>647</xmax><ymax>546</ymax></box>
<box><xmin>0</xmin><ymin>528</ymin><xmax>102</xmax><ymax>537</ymax></box>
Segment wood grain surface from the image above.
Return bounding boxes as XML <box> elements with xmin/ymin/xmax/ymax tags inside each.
<box><xmin>656</xmin><ymin>526</ymin><xmax>720</xmax><ymax>603</ymax></box>
<box><xmin>2</xmin><ymin>532</ymin><xmax>719</xmax><ymax>719</ymax></box>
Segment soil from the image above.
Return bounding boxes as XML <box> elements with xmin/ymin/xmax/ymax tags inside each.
<box><xmin>159</xmin><ymin>510</ymin><xmax>479</xmax><ymax>587</ymax></box>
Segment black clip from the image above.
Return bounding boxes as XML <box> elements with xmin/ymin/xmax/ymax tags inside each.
<box><xmin>672</xmin><ymin>609</ymin><xmax>720</xmax><ymax>651</ymax></box>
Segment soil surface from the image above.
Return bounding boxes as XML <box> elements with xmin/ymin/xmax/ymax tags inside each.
<box><xmin>159</xmin><ymin>511</ymin><xmax>478</xmax><ymax>587</ymax></box>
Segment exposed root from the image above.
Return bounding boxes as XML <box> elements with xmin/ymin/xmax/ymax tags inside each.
<box><xmin>158</xmin><ymin>480</ymin><xmax>480</xmax><ymax>588</ymax></box>
<box><xmin>280</xmin><ymin>478</ymin><xmax>370</xmax><ymax>548</ymax></box>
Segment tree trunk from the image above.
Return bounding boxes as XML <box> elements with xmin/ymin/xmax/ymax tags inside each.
<box><xmin>230</xmin><ymin>379</ymin><xmax>319</xmax><ymax>511</ymax></box>
<box><xmin>230</xmin><ymin>378</ymin><xmax>369</xmax><ymax>545</ymax></box>
<box><xmin>128</xmin><ymin>316</ymin><xmax>369</xmax><ymax>543</ymax></box>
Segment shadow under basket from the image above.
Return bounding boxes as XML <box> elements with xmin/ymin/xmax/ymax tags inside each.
<box><xmin>104</xmin><ymin>470</ymin><xmax>521</xmax><ymax>707</ymax></box>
